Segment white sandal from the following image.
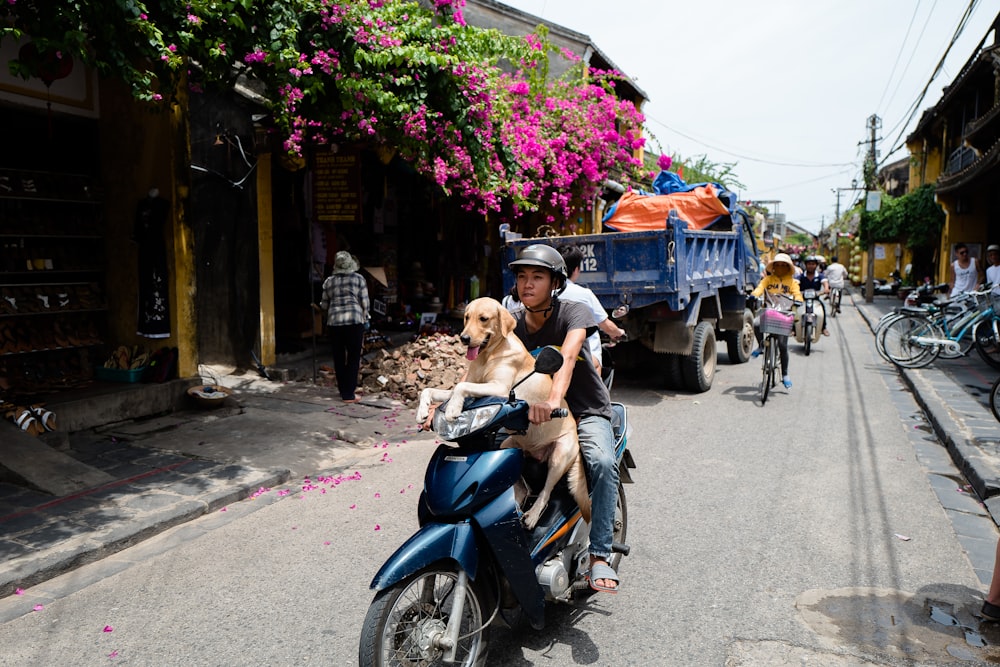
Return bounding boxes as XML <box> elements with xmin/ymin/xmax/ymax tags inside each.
<box><xmin>14</xmin><ymin>407</ymin><xmax>38</xmax><ymax>434</ymax></box>
<box><xmin>30</xmin><ymin>406</ymin><xmax>57</xmax><ymax>431</ymax></box>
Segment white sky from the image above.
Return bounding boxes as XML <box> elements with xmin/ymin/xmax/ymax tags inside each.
<box><xmin>498</xmin><ymin>0</ymin><xmax>998</xmax><ymax>234</ymax></box>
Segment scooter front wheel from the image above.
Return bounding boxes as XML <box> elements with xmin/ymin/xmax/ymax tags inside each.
<box><xmin>360</xmin><ymin>564</ymin><xmax>490</xmax><ymax>667</ymax></box>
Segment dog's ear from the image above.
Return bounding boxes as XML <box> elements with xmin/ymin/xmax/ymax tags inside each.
<box><xmin>499</xmin><ymin>302</ymin><xmax>517</xmax><ymax>337</ymax></box>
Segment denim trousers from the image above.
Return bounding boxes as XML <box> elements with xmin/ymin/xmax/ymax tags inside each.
<box><xmin>577</xmin><ymin>414</ymin><xmax>619</xmax><ymax>560</ymax></box>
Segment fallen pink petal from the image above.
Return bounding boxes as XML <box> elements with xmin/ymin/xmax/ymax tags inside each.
<box><xmin>374</xmin><ymin>493</ymin><xmax>381</xmax><ymax>498</ymax></box>
<box><xmin>14</xmin><ymin>588</ymin><xmax>23</xmax><ymax>595</ymax></box>
<box><xmin>32</xmin><ymin>604</ymin><xmax>43</xmax><ymax>612</ymax></box>
<box><xmin>350</xmin><ymin>504</ymin><xmax>357</xmax><ymax>509</ymax></box>
<box><xmin>374</xmin><ymin>524</ymin><xmax>381</xmax><ymax>531</ymax></box>
<box><xmin>103</xmin><ymin>625</ymin><xmax>114</xmax><ymax>633</ymax></box>
<box><xmin>324</xmin><ymin>541</ymin><xmax>331</xmax><ymax>545</ymax></box>
<box><xmin>219</xmin><ymin>507</ymin><xmax>228</xmax><ymax>512</ymax></box>
<box><xmin>109</xmin><ymin>650</ymin><xmax>119</xmax><ymax>658</ymax></box>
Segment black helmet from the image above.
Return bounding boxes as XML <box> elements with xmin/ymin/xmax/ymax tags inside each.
<box><xmin>509</xmin><ymin>244</ymin><xmax>568</xmax><ymax>283</ymax></box>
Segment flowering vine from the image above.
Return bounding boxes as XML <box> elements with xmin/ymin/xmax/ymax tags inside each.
<box><xmin>1</xmin><ymin>0</ymin><xmax>648</xmax><ymax>217</ymax></box>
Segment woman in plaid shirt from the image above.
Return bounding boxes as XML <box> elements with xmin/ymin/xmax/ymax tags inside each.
<box><xmin>319</xmin><ymin>251</ymin><xmax>370</xmax><ymax>402</ymax></box>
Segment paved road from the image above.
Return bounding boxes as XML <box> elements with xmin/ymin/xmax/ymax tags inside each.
<box><xmin>2</xmin><ymin>298</ymin><xmax>1000</xmax><ymax>665</ymax></box>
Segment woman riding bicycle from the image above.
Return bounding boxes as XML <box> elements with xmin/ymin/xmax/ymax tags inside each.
<box><xmin>751</xmin><ymin>253</ymin><xmax>802</xmax><ymax>389</ymax></box>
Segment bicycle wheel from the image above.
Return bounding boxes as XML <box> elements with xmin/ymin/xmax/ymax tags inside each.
<box><xmin>875</xmin><ymin>312</ymin><xmax>907</xmax><ymax>361</ymax></box>
<box><xmin>760</xmin><ymin>336</ymin><xmax>772</xmax><ymax>405</ymax></box>
<box><xmin>975</xmin><ymin>317</ymin><xmax>1000</xmax><ymax>370</ymax></box>
<box><xmin>878</xmin><ymin>315</ymin><xmax>942</xmax><ymax>368</ymax></box>
<box><xmin>991</xmin><ymin>376</ymin><xmax>1000</xmax><ymax>423</ymax></box>
<box><xmin>831</xmin><ymin>289</ymin><xmax>841</xmax><ymax>317</ymax></box>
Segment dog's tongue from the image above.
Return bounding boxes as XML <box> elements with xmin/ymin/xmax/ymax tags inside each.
<box><xmin>466</xmin><ymin>346</ymin><xmax>480</xmax><ymax>361</ymax></box>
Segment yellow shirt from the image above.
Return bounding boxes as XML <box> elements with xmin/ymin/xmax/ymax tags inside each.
<box><xmin>752</xmin><ymin>273</ymin><xmax>802</xmax><ymax>302</ymax></box>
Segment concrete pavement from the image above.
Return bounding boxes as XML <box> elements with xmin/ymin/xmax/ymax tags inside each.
<box><xmin>853</xmin><ymin>292</ymin><xmax>1000</xmax><ymax>520</ymax></box>
<box><xmin>2</xmin><ymin>291</ymin><xmax>1000</xmax><ymax>603</ymax></box>
<box><xmin>0</xmin><ymin>354</ymin><xmax>434</xmax><ymax>600</ymax></box>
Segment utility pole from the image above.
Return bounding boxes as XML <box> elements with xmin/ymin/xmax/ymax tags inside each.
<box><xmin>861</xmin><ymin>114</ymin><xmax>881</xmax><ymax>304</ymax></box>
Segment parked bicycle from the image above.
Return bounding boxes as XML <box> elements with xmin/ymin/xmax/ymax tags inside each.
<box><xmin>758</xmin><ymin>294</ymin><xmax>798</xmax><ymax>405</ymax></box>
<box><xmin>878</xmin><ymin>287</ymin><xmax>1000</xmax><ymax>369</ymax></box>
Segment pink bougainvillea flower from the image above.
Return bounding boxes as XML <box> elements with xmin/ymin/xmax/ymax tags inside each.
<box><xmin>374</xmin><ymin>524</ymin><xmax>381</xmax><ymax>531</ymax></box>
<box><xmin>14</xmin><ymin>588</ymin><xmax>23</xmax><ymax>595</ymax></box>
<box><xmin>374</xmin><ymin>492</ymin><xmax>381</xmax><ymax>499</ymax></box>
<box><xmin>350</xmin><ymin>504</ymin><xmax>357</xmax><ymax>509</ymax></box>
<box><xmin>103</xmin><ymin>625</ymin><xmax>114</xmax><ymax>633</ymax></box>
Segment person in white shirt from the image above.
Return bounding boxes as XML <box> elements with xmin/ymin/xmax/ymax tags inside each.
<box><xmin>823</xmin><ymin>256</ymin><xmax>849</xmax><ymax>314</ymax></box>
<box><xmin>949</xmin><ymin>243</ymin><xmax>983</xmax><ymax>297</ymax></box>
<box><xmin>557</xmin><ymin>245</ymin><xmax>625</xmax><ymax>376</ymax></box>
<box><xmin>985</xmin><ymin>245</ymin><xmax>1000</xmax><ymax>291</ymax></box>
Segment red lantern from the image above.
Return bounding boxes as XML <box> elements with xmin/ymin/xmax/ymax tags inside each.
<box><xmin>18</xmin><ymin>42</ymin><xmax>74</xmax><ymax>87</ymax></box>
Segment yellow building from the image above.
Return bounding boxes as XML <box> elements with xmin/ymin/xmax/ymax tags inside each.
<box><xmin>905</xmin><ymin>15</ymin><xmax>1000</xmax><ymax>284</ymax></box>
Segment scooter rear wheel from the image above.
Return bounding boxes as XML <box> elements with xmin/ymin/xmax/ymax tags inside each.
<box><xmin>360</xmin><ymin>564</ymin><xmax>490</xmax><ymax>667</ymax></box>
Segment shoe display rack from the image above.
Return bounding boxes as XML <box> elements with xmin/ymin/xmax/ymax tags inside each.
<box><xmin>0</xmin><ymin>169</ymin><xmax>106</xmax><ymax>397</ymax></box>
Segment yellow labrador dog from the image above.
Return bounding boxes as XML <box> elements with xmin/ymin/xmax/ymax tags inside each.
<box><xmin>416</xmin><ymin>297</ymin><xmax>591</xmax><ymax>529</ymax></box>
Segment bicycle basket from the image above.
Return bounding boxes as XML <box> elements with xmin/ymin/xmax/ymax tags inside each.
<box><xmin>760</xmin><ymin>309</ymin><xmax>794</xmax><ymax>336</ymax></box>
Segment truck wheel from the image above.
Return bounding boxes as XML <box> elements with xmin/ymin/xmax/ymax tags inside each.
<box><xmin>724</xmin><ymin>308</ymin><xmax>754</xmax><ymax>364</ymax></box>
<box><xmin>681</xmin><ymin>321</ymin><xmax>716</xmax><ymax>393</ymax></box>
<box><xmin>658</xmin><ymin>353</ymin><xmax>684</xmax><ymax>389</ymax></box>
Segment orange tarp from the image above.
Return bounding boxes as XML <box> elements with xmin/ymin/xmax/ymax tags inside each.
<box><xmin>605</xmin><ymin>184</ymin><xmax>730</xmax><ymax>232</ymax></box>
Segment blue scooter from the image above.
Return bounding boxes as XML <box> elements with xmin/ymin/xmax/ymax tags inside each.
<box><xmin>359</xmin><ymin>347</ymin><xmax>635</xmax><ymax>666</ymax></box>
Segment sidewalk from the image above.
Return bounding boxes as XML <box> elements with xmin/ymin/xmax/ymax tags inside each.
<box><xmin>853</xmin><ymin>290</ymin><xmax>1000</xmax><ymax>525</ymax></box>
<box><xmin>0</xmin><ymin>351</ymin><xmax>432</xmax><ymax>600</ymax></box>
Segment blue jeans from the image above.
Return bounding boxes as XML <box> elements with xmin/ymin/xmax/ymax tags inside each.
<box><xmin>577</xmin><ymin>415</ymin><xmax>619</xmax><ymax>560</ymax></box>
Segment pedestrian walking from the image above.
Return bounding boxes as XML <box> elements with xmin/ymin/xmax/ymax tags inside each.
<box><xmin>317</xmin><ymin>251</ymin><xmax>370</xmax><ymax>403</ymax></box>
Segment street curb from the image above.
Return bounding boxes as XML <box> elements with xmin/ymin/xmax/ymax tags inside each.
<box><xmin>854</xmin><ymin>296</ymin><xmax>1000</xmax><ymax>527</ymax></box>
<box><xmin>0</xmin><ymin>466</ymin><xmax>290</xmax><ymax>598</ymax></box>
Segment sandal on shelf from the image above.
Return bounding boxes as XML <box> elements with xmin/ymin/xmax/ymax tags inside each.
<box><xmin>13</xmin><ymin>406</ymin><xmax>43</xmax><ymax>436</ymax></box>
<box><xmin>586</xmin><ymin>562</ymin><xmax>620</xmax><ymax>594</ymax></box>
<box><xmin>30</xmin><ymin>405</ymin><xmax>57</xmax><ymax>431</ymax></box>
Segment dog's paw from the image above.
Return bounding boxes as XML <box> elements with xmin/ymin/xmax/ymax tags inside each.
<box><xmin>522</xmin><ymin>505</ymin><xmax>544</xmax><ymax>530</ymax></box>
<box><xmin>443</xmin><ymin>402</ymin><xmax>463</xmax><ymax>421</ymax></box>
<box><xmin>415</xmin><ymin>402</ymin><xmax>430</xmax><ymax>424</ymax></box>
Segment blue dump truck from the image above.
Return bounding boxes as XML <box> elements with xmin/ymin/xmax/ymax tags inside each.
<box><xmin>501</xmin><ymin>173</ymin><xmax>762</xmax><ymax>393</ymax></box>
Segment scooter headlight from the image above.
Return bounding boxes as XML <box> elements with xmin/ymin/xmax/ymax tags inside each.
<box><xmin>803</xmin><ymin>289</ymin><xmax>817</xmax><ymax>300</ymax></box>
<box><xmin>432</xmin><ymin>402</ymin><xmax>503</xmax><ymax>440</ymax></box>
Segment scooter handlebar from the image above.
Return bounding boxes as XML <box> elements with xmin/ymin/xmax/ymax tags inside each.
<box><xmin>550</xmin><ymin>408</ymin><xmax>569</xmax><ymax>419</ymax></box>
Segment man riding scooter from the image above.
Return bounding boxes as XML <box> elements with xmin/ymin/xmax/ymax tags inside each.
<box><xmin>797</xmin><ymin>256</ymin><xmax>830</xmax><ymax>337</ymax></box>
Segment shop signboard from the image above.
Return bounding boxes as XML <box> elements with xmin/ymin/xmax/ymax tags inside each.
<box><xmin>312</xmin><ymin>149</ymin><xmax>361</xmax><ymax>224</ymax></box>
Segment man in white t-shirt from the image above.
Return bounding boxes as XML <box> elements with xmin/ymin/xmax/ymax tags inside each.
<box><xmin>823</xmin><ymin>255</ymin><xmax>849</xmax><ymax>314</ymax></box>
<box><xmin>558</xmin><ymin>246</ymin><xmax>625</xmax><ymax>375</ymax></box>
<box><xmin>986</xmin><ymin>245</ymin><xmax>1000</xmax><ymax>292</ymax></box>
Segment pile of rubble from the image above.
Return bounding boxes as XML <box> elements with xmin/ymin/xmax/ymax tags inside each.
<box><xmin>359</xmin><ymin>333</ymin><xmax>469</xmax><ymax>405</ymax></box>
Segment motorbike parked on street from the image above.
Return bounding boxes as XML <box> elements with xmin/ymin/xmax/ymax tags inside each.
<box><xmin>359</xmin><ymin>346</ymin><xmax>635</xmax><ymax>667</ymax></box>
<box><xmin>794</xmin><ymin>289</ymin><xmax>824</xmax><ymax>356</ymax></box>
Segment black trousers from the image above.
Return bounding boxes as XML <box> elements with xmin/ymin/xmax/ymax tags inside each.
<box><xmin>331</xmin><ymin>323</ymin><xmax>365</xmax><ymax>400</ymax></box>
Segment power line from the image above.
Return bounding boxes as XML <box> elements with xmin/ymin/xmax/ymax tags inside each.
<box><xmin>880</xmin><ymin>0</ymin><xmax>941</xmax><ymax>119</ymax></box>
<box><xmin>876</xmin><ymin>0</ymin><xmax>924</xmax><ymax>115</ymax></box>
<box><xmin>880</xmin><ymin>0</ymin><xmax>983</xmax><ymax>166</ymax></box>
<box><xmin>645</xmin><ymin>114</ymin><xmax>857</xmax><ymax>169</ymax></box>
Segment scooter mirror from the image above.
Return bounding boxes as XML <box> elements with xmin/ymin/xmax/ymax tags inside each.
<box><xmin>612</xmin><ymin>304</ymin><xmax>630</xmax><ymax>319</ymax></box>
<box><xmin>534</xmin><ymin>346</ymin><xmax>564</xmax><ymax>375</ymax></box>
